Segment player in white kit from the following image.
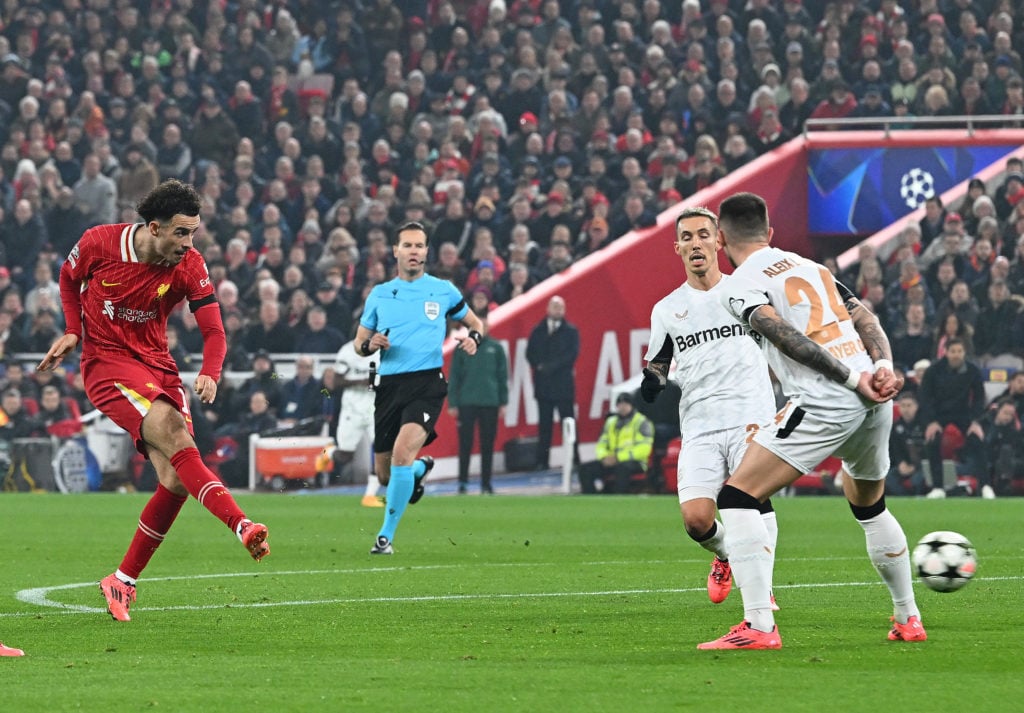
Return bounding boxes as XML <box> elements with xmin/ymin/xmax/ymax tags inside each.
<box><xmin>698</xmin><ymin>192</ymin><xmax>922</xmax><ymax>650</ymax></box>
<box><xmin>642</xmin><ymin>206</ymin><xmax>779</xmax><ymax>608</ymax></box>
<box><xmin>332</xmin><ymin>339</ymin><xmax>383</xmax><ymax>507</ymax></box>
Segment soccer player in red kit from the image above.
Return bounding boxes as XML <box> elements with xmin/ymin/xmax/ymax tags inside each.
<box><xmin>37</xmin><ymin>180</ymin><xmax>269</xmax><ymax>622</ymax></box>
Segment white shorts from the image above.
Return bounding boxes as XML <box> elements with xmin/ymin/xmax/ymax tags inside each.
<box><xmin>336</xmin><ymin>401</ymin><xmax>374</xmax><ymax>452</ymax></box>
<box><xmin>678</xmin><ymin>424</ymin><xmax>759</xmax><ymax>504</ymax></box>
<box><xmin>754</xmin><ymin>401</ymin><xmax>893</xmax><ymax>481</ymax></box>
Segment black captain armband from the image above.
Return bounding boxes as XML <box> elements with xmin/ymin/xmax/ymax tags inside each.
<box><xmin>189</xmin><ymin>294</ymin><xmax>217</xmax><ymax>312</ymax></box>
<box><xmin>467</xmin><ymin>330</ymin><xmax>482</xmax><ymax>347</ymax></box>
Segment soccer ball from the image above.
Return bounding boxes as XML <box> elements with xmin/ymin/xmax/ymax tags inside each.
<box><xmin>912</xmin><ymin>531</ymin><xmax>978</xmax><ymax>593</ymax></box>
<box><xmin>899</xmin><ymin>167</ymin><xmax>936</xmax><ymax>209</ymax></box>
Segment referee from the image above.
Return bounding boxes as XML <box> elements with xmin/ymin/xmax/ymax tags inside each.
<box><xmin>355</xmin><ymin>221</ymin><xmax>485</xmax><ymax>554</ymax></box>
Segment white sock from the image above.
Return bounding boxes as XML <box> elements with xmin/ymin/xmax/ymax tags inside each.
<box><xmin>857</xmin><ymin>509</ymin><xmax>919</xmax><ymax>623</ymax></box>
<box><xmin>698</xmin><ymin>519</ymin><xmax>729</xmax><ymax>561</ymax></box>
<box><xmin>720</xmin><ymin>508</ymin><xmax>775</xmax><ymax>632</ymax></box>
<box><xmin>363</xmin><ymin>474</ymin><xmax>380</xmax><ymax>498</ymax></box>
<box><xmin>115</xmin><ymin>569</ymin><xmax>136</xmax><ymax>587</ymax></box>
<box><xmin>762</xmin><ymin>511</ymin><xmax>779</xmax><ymax>592</ymax></box>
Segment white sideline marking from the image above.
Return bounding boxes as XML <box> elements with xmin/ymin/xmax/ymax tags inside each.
<box><xmin>5</xmin><ymin>565</ymin><xmax>1021</xmax><ymax>618</ymax></box>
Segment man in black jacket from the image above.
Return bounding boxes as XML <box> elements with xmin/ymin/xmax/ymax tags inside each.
<box><xmin>886</xmin><ymin>391</ymin><xmax>927</xmax><ymax>495</ymax></box>
<box><xmin>983</xmin><ymin>399</ymin><xmax>1024</xmax><ymax>498</ymax></box>
<box><xmin>526</xmin><ymin>295</ymin><xmax>579</xmax><ymax>470</ymax></box>
<box><xmin>917</xmin><ymin>338</ymin><xmax>988</xmax><ymax>498</ymax></box>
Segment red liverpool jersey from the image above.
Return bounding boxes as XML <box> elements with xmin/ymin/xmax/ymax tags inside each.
<box><xmin>61</xmin><ymin>223</ymin><xmax>215</xmax><ymax>374</ymax></box>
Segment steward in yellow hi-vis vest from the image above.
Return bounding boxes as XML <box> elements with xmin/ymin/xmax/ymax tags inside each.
<box><xmin>579</xmin><ymin>392</ymin><xmax>654</xmax><ymax>494</ymax></box>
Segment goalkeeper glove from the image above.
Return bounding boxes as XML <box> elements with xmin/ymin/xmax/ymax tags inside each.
<box><xmin>640</xmin><ymin>367</ymin><xmax>667</xmax><ymax>403</ymax></box>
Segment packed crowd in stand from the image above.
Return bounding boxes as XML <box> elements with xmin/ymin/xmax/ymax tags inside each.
<box><xmin>2</xmin><ymin>0</ymin><xmax>1024</xmax><ymax>492</ymax></box>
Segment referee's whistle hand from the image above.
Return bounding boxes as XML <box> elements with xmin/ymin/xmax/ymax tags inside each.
<box><xmin>455</xmin><ymin>335</ymin><xmax>478</xmax><ymax>355</ymax></box>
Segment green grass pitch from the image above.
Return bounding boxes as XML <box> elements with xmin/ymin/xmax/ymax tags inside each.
<box><xmin>1</xmin><ymin>493</ymin><xmax>1022</xmax><ymax>712</ymax></box>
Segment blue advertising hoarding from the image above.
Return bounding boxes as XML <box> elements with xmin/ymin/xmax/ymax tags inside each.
<box><xmin>807</xmin><ymin>145</ymin><xmax>1018</xmax><ymax>234</ymax></box>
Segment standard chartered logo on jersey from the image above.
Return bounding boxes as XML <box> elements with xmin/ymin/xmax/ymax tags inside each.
<box><xmin>103</xmin><ymin>299</ymin><xmax>156</xmax><ymax>323</ymax></box>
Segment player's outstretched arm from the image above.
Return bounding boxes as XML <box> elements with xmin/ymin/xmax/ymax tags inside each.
<box><xmin>37</xmin><ymin>333</ymin><xmax>79</xmax><ymax>372</ymax></box>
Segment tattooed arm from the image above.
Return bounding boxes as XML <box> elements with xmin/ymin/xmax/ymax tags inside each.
<box><xmin>849</xmin><ymin>300</ymin><xmax>892</xmax><ymax>362</ymax></box>
<box><xmin>645</xmin><ymin>360</ymin><xmax>670</xmax><ymax>378</ymax></box>
<box><xmin>841</xmin><ymin>285</ymin><xmax>903</xmax><ymax>398</ymax></box>
<box><xmin>749</xmin><ymin>304</ymin><xmax>889</xmax><ymax>402</ymax></box>
<box><xmin>640</xmin><ymin>334</ymin><xmax>673</xmax><ymax>402</ymax></box>
<box><xmin>836</xmin><ymin>279</ymin><xmax>892</xmax><ymax>362</ymax></box>
<box><xmin>748</xmin><ymin>304</ymin><xmax>851</xmax><ymax>383</ymax></box>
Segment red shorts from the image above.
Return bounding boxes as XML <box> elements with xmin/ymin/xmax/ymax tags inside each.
<box><xmin>82</xmin><ymin>357</ymin><xmax>195</xmax><ymax>454</ymax></box>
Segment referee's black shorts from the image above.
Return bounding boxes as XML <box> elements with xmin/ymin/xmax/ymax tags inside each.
<box><xmin>373</xmin><ymin>368</ymin><xmax>448</xmax><ymax>453</ymax></box>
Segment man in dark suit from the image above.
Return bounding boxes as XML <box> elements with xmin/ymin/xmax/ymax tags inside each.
<box><xmin>526</xmin><ymin>295</ymin><xmax>580</xmax><ymax>470</ymax></box>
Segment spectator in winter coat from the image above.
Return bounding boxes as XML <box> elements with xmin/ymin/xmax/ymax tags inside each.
<box><xmin>917</xmin><ymin>339</ymin><xmax>988</xmax><ymax>498</ymax></box>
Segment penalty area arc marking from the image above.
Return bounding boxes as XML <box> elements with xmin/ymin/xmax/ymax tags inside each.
<box><xmin>9</xmin><ymin>557</ymin><xmax>860</xmax><ymax>613</ymax></box>
<box><xmin>7</xmin><ymin>568</ymin><xmax>1022</xmax><ymax>618</ymax></box>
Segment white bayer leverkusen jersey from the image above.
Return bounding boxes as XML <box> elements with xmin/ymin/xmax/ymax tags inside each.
<box><xmin>646</xmin><ymin>276</ymin><xmax>775</xmax><ymax>439</ymax></box>
<box><xmin>721</xmin><ymin>246</ymin><xmax>874</xmax><ymax>415</ymax></box>
<box><xmin>335</xmin><ymin>341</ymin><xmax>376</xmax><ymax>411</ymax></box>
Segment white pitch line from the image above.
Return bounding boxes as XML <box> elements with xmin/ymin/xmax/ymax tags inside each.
<box><xmin>9</xmin><ymin>557</ymin><xmax>867</xmax><ymax>613</ymax></box>
<box><xmin>4</xmin><ymin>571</ymin><xmax>1021</xmax><ymax>619</ymax></box>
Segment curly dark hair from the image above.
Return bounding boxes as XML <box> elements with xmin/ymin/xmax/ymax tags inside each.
<box><xmin>136</xmin><ymin>179</ymin><xmax>201</xmax><ymax>224</ymax></box>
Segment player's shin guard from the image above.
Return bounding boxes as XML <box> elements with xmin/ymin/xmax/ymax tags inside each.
<box><xmin>718</xmin><ymin>485</ymin><xmax>775</xmax><ymax>632</ymax></box>
<box><xmin>378</xmin><ymin>464</ymin><xmax>415</xmax><ymax>542</ymax></box>
<box><xmin>851</xmin><ymin>497</ymin><xmax>919</xmax><ymax>622</ymax></box>
<box><xmin>170</xmin><ymin>447</ymin><xmax>246</xmax><ymax>532</ymax></box>
<box><xmin>117</xmin><ymin>484</ymin><xmax>188</xmax><ymax>580</ymax></box>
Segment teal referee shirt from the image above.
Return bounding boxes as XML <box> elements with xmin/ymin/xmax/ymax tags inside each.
<box><xmin>360</xmin><ymin>274</ymin><xmax>468</xmax><ymax>375</ymax></box>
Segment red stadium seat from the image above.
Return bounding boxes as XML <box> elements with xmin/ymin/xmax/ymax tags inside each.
<box><xmin>661</xmin><ymin>437</ymin><xmax>682</xmax><ymax>492</ymax></box>
<box><xmin>627</xmin><ymin>452</ymin><xmax>656</xmax><ymax>493</ymax></box>
<box><xmin>789</xmin><ymin>457</ymin><xmax>842</xmax><ymax>495</ymax></box>
<box><xmin>21</xmin><ymin>397</ymin><xmax>39</xmax><ymax>416</ymax></box>
<box><xmin>939</xmin><ymin>424</ymin><xmax>966</xmax><ymax>460</ymax></box>
<box><xmin>63</xmin><ymin>398</ymin><xmax>81</xmax><ymax>421</ymax></box>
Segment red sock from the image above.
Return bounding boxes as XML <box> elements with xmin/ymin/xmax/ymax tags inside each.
<box><xmin>170</xmin><ymin>447</ymin><xmax>246</xmax><ymax>532</ymax></box>
<box><xmin>118</xmin><ymin>484</ymin><xmax>188</xmax><ymax>580</ymax></box>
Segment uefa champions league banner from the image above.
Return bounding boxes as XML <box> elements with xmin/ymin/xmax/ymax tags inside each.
<box><xmin>807</xmin><ymin>144</ymin><xmax>1019</xmax><ymax>234</ymax></box>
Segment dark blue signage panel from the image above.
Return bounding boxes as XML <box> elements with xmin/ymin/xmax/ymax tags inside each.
<box><xmin>808</xmin><ymin>145</ymin><xmax>1017</xmax><ymax>234</ymax></box>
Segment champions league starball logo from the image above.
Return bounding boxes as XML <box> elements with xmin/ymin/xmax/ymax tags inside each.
<box><xmin>809</xmin><ymin>144</ymin><xmax>1011</xmax><ymax>233</ymax></box>
<box><xmin>899</xmin><ymin>167</ymin><xmax>936</xmax><ymax>209</ymax></box>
